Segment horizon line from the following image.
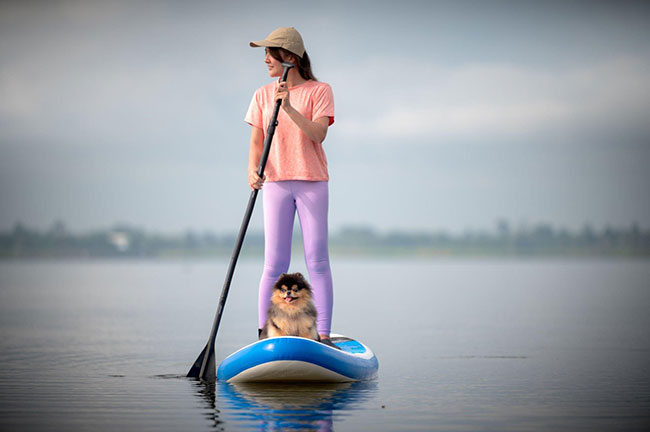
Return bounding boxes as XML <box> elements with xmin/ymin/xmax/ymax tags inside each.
<box><xmin>4</xmin><ymin>219</ymin><xmax>649</xmax><ymax>236</ymax></box>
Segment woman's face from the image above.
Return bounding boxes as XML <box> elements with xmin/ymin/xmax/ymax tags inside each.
<box><xmin>264</xmin><ymin>48</ymin><xmax>283</xmax><ymax>78</ymax></box>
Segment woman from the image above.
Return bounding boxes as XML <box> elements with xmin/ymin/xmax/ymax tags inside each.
<box><xmin>245</xmin><ymin>27</ymin><xmax>336</xmax><ymax>346</ymax></box>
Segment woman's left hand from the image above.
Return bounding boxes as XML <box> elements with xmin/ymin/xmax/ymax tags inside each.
<box><xmin>275</xmin><ymin>81</ymin><xmax>292</xmax><ymax>111</ymax></box>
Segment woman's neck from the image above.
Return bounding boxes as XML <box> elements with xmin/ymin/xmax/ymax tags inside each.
<box><xmin>283</xmin><ymin>68</ymin><xmax>307</xmax><ymax>88</ymax></box>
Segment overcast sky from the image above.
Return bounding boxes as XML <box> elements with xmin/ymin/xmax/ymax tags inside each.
<box><xmin>1</xmin><ymin>0</ymin><xmax>649</xmax><ymax>234</ymax></box>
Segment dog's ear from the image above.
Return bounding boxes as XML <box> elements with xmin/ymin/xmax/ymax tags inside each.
<box><xmin>294</xmin><ymin>272</ymin><xmax>312</xmax><ymax>291</ymax></box>
<box><xmin>291</xmin><ymin>272</ymin><xmax>303</xmax><ymax>284</ymax></box>
<box><xmin>273</xmin><ymin>273</ymin><xmax>287</xmax><ymax>290</ymax></box>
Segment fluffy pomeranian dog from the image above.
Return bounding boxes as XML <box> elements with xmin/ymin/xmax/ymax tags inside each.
<box><xmin>259</xmin><ymin>272</ymin><xmax>319</xmax><ymax>341</ymax></box>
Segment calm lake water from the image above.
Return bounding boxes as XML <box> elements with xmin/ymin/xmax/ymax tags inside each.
<box><xmin>1</xmin><ymin>258</ymin><xmax>649</xmax><ymax>431</ymax></box>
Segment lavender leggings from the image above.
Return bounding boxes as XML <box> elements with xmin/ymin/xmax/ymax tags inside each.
<box><xmin>258</xmin><ymin>180</ymin><xmax>333</xmax><ymax>335</ymax></box>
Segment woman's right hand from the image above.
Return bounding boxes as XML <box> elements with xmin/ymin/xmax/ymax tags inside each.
<box><xmin>248</xmin><ymin>169</ymin><xmax>265</xmax><ymax>190</ymax></box>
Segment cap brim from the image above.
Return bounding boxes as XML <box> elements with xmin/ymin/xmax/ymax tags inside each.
<box><xmin>250</xmin><ymin>40</ymin><xmax>275</xmax><ymax>48</ymax></box>
<box><xmin>249</xmin><ymin>40</ymin><xmax>303</xmax><ymax>58</ymax></box>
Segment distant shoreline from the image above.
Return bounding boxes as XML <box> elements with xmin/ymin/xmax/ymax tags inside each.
<box><xmin>2</xmin><ymin>222</ymin><xmax>649</xmax><ymax>259</ymax></box>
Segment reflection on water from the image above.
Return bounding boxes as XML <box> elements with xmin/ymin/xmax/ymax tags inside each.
<box><xmin>191</xmin><ymin>380</ymin><xmax>225</xmax><ymax>431</ymax></box>
<box><xmin>192</xmin><ymin>378</ymin><xmax>377</xmax><ymax>431</ymax></box>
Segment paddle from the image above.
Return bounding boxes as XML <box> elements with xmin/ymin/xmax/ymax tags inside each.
<box><xmin>187</xmin><ymin>62</ymin><xmax>295</xmax><ymax>381</ymax></box>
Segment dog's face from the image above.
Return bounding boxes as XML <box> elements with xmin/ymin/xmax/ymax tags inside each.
<box><xmin>271</xmin><ymin>273</ymin><xmax>313</xmax><ymax>308</ymax></box>
<box><xmin>278</xmin><ymin>283</ymin><xmax>305</xmax><ymax>303</ymax></box>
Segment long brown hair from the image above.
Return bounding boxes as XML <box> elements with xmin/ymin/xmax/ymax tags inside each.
<box><xmin>267</xmin><ymin>47</ymin><xmax>317</xmax><ymax>81</ymax></box>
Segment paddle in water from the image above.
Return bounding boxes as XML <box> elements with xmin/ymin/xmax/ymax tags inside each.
<box><xmin>187</xmin><ymin>62</ymin><xmax>294</xmax><ymax>381</ymax></box>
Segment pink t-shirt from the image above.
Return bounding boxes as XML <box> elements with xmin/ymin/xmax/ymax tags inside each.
<box><xmin>245</xmin><ymin>79</ymin><xmax>334</xmax><ymax>182</ymax></box>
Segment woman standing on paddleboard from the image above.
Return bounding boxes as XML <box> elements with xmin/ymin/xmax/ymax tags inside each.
<box><xmin>245</xmin><ymin>27</ymin><xmax>336</xmax><ymax>346</ymax></box>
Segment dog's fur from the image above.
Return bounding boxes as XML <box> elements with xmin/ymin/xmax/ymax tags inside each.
<box><xmin>259</xmin><ymin>272</ymin><xmax>319</xmax><ymax>341</ymax></box>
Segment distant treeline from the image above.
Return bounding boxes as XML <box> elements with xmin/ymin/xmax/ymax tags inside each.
<box><xmin>1</xmin><ymin>221</ymin><xmax>649</xmax><ymax>259</ymax></box>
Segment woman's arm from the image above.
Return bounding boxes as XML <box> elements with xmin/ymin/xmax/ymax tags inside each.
<box><xmin>275</xmin><ymin>82</ymin><xmax>330</xmax><ymax>144</ymax></box>
<box><xmin>285</xmin><ymin>110</ymin><xmax>330</xmax><ymax>144</ymax></box>
<box><xmin>248</xmin><ymin>125</ymin><xmax>265</xmax><ymax>190</ymax></box>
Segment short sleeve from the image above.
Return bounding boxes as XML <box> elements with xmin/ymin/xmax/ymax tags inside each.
<box><xmin>312</xmin><ymin>83</ymin><xmax>335</xmax><ymax>126</ymax></box>
<box><xmin>244</xmin><ymin>89</ymin><xmax>264</xmax><ymax>129</ymax></box>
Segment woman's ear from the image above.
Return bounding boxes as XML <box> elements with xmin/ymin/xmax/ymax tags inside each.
<box><xmin>281</xmin><ymin>51</ymin><xmax>298</xmax><ymax>67</ymax></box>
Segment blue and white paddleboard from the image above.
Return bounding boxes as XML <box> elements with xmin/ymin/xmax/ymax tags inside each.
<box><xmin>217</xmin><ymin>334</ymin><xmax>378</xmax><ymax>382</ymax></box>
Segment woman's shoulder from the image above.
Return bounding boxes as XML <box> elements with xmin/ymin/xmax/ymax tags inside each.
<box><xmin>305</xmin><ymin>80</ymin><xmax>331</xmax><ymax>90</ymax></box>
<box><xmin>302</xmin><ymin>80</ymin><xmax>333</xmax><ymax>98</ymax></box>
<box><xmin>255</xmin><ymin>81</ymin><xmax>277</xmax><ymax>95</ymax></box>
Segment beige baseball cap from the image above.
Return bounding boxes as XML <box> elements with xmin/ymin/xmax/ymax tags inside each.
<box><xmin>249</xmin><ymin>27</ymin><xmax>305</xmax><ymax>58</ymax></box>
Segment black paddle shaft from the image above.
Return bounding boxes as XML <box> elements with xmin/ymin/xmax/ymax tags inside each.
<box><xmin>187</xmin><ymin>62</ymin><xmax>294</xmax><ymax>381</ymax></box>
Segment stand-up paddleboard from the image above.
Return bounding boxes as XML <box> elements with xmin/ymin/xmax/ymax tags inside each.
<box><xmin>217</xmin><ymin>334</ymin><xmax>378</xmax><ymax>382</ymax></box>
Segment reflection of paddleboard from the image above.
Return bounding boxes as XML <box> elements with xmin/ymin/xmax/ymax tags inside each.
<box><xmin>217</xmin><ymin>334</ymin><xmax>379</xmax><ymax>382</ymax></box>
<box><xmin>216</xmin><ymin>380</ymin><xmax>377</xmax><ymax>429</ymax></box>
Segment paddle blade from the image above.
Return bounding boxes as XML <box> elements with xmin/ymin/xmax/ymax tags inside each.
<box><xmin>187</xmin><ymin>343</ymin><xmax>216</xmax><ymax>381</ymax></box>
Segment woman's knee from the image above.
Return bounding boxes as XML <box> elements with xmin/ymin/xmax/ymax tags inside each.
<box><xmin>262</xmin><ymin>257</ymin><xmax>290</xmax><ymax>278</ymax></box>
<box><xmin>305</xmin><ymin>256</ymin><xmax>331</xmax><ymax>275</ymax></box>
